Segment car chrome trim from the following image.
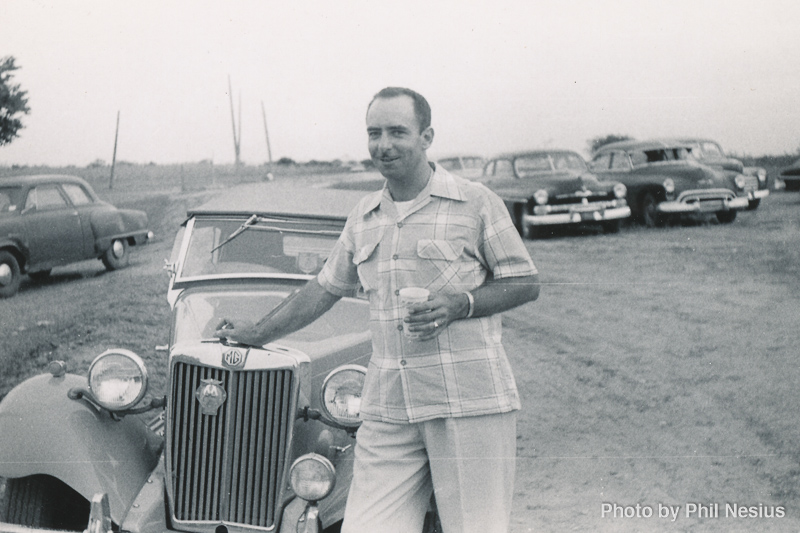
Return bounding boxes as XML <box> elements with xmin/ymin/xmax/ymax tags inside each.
<box><xmin>523</xmin><ymin>206</ymin><xmax>631</xmax><ymax>226</ymax></box>
<box><xmin>657</xmin><ymin>188</ymin><xmax>749</xmax><ymax>214</ymax></box>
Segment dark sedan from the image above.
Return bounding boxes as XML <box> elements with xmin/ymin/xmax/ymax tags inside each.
<box><xmin>590</xmin><ymin>140</ymin><xmax>750</xmax><ymax>227</ymax></box>
<box><xmin>0</xmin><ymin>174</ymin><xmax>152</xmax><ymax>297</ymax></box>
<box><xmin>480</xmin><ymin>150</ymin><xmax>631</xmax><ymax>238</ymax></box>
<box><xmin>779</xmin><ymin>158</ymin><xmax>800</xmax><ymax>192</ymax></box>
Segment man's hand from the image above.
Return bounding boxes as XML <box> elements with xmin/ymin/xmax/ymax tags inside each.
<box><xmin>404</xmin><ymin>292</ymin><xmax>469</xmax><ymax>341</ymax></box>
<box><xmin>213</xmin><ymin>319</ymin><xmax>261</xmax><ymax>347</ymax></box>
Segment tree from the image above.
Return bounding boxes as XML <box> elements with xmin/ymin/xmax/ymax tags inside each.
<box><xmin>588</xmin><ymin>134</ymin><xmax>633</xmax><ymax>155</ymax></box>
<box><xmin>0</xmin><ymin>56</ymin><xmax>31</xmax><ymax>146</ymax></box>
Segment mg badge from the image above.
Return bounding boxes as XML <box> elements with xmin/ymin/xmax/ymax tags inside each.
<box><xmin>223</xmin><ymin>348</ymin><xmax>246</xmax><ymax>369</ymax></box>
<box><xmin>195</xmin><ymin>379</ymin><xmax>227</xmax><ymax>416</ymax></box>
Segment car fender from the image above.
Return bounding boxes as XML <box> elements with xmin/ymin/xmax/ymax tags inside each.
<box><xmin>0</xmin><ymin>372</ymin><xmax>163</xmax><ymax>525</ymax></box>
<box><xmin>89</xmin><ymin>207</ymin><xmax>150</xmax><ymax>252</ymax></box>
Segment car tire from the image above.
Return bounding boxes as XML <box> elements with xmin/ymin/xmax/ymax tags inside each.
<box><xmin>101</xmin><ymin>238</ymin><xmax>130</xmax><ymax>270</ymax></box>
<box><xmin>0</xmin><ymin>475</ymin><xmax>89</xmax><ymax>530</ymax></box>
<box><xmin>602</xmin><ymin>219</ymin><xmax>621</xmax><ymax>234</ymax></box>
<box><xmin>640</xmin><ymin>192</ymin><xmax>665</xmax><ymax>228</ymax></box>
<box><xmin>747</xmin><ymin>199</ymin><xmax>761</xmax><ymax>210</ymax></box>
<box><xmin>0</xmin><ymin>251</ymin><xmax>22</xmax><ymax>298</ymax></box>
<box><xmin>716</xmin><ymin>210</ymin><xmax>737</xmax><ymax>224</ymax></box>
<box><xmin>28</xmin><ymin>269</ymin><xmax>52</xmax><ymax>282</ymax></box>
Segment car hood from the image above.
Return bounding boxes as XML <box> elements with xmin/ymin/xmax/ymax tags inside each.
<box><xmin>699</xmin><ymin>156</ymin><xmax>745</xmax><ymax>173</ymax></box>
<box><xmin>490</xmin><ymin>171</ymin><xmax>613</xmax><ymax>199</ymax></box>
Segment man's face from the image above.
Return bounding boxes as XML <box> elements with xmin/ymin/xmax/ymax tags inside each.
<box><xmin>366</xmin><ymin>96</ymin><xmax>433</xmax><ymax>181</ymax></box>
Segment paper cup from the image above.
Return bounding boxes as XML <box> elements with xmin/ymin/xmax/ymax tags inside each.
<box><xmin>399</xmin><ymin>287</ymin><xmax>430</xmax><ymax>339</ymax></box>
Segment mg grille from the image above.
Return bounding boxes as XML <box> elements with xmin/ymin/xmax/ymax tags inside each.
<box><xmin>168</xmin><ymin>362</ymin><xmax>294</xmax><ymax>528</ymax></box>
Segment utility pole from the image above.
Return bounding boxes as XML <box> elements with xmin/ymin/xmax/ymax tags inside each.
<box><xmin>261</xmin><ymin>100</ymin><xmax>274</xmax><ymax>180</ymax></box>
<box><xmin>109</xmin><ymin>110</ymin><xmax>120</xmax><ymax>189</ymax></box>
<box><xmin>228</xmin><ymin>75</ymin><xmax>241</xmax><ymax>168</ymax></box>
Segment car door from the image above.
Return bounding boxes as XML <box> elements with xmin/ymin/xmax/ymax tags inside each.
<box><xmin>61</xmin><ymin>182</ymin><xmax>99</xmax><ymax>258</ymax></box>
<box><xmin>22</xmin><ymin>184</ymin><xmax>85</xmax><ymax>268</ymax></box>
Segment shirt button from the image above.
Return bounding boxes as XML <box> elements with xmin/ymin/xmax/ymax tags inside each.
<box><xmin>400</xmin><ymin>360</ymin><xmax>407</xmax><ymax>366</ymax></box>
<box><xmin>392</xmin><ymin>254</ymin><xmax>398</xmax><ymax>260</ymax></box>
<box><xmin>397</xmin><ymin>324</ymin><xmax>404</xmax><ymax>331</ymax></box>
<box><xmin>395</xmin><ymin>289</ymin><xmax>400</xmax><ymax>295</ymax></box>
<box><xmin>397</xmin><ymin>222</ymin><xmax>403</xmax><ymax>228</ymax></box>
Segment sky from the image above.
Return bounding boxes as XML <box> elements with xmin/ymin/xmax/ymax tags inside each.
<box><xmin>1</xmin><ymin>0</ymin><xmax>799</xmax><ymax>167</ymax></box>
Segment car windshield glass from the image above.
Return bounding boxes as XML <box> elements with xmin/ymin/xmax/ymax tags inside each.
<box><xmin>698</xmin><ymin>142</ymin><xmax>724</xmax><ymax>157</ymax></box>
<box><xmin>0</xmin><ymin>187</ymin><xmax>24</xmax><ymax>215</ymax></box>
<box><xmin>515</xmin><ymin>153</ymin><xmax>586</xmax><ymax>177</ymax></box>
<box><xmin>173</xmin><ymin>290</ymin><xmax>369</xmax><ymax>345</ymax></box>
<box><xmin>181</xmin><ymin>217</ymin><xmax>341</xmax><ymax>278</ymax></box>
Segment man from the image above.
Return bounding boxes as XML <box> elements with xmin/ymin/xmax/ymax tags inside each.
<box><xmin>216</xmin><ymin>87</ymin><xmax>539</xmax><ymax>532</ymax></box>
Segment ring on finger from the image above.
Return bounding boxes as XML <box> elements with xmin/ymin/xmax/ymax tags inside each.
<box><xmin>433</xmin><ymin>321</ymin><xmax>439</xmax><ymax>329</ymax></box>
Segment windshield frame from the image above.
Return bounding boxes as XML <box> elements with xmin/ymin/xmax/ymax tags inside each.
<box><xmin>172</xmin><ymin>215</ymin><xmax>343</xmax><ymax>285</ymax></box>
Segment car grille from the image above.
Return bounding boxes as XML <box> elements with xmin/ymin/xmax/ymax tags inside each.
<box><xmin>740</xmin><ymin>174</ymin><xmax>759</xmax><ymax>192</ymax></box>
<box><xmin>550</xmin><ymin>192</ymin><xmax>613</xmax><ymax>206</ymax></box>
<box><xmin>167</xmin><ymin>361</ymin><xmax>295</xmax><ymax>529</ymax></box>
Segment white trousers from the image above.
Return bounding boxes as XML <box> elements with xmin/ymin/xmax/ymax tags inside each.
<box><xmin>341</xmin><ymin>411</ymin><xmax>517</xmax><ymax>533</ymax></box>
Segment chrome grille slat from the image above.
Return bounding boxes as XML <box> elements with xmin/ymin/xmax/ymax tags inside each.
<box><xmin>169</xmin><ymin>362</ymin><xmax>293</xmax><ymax>528</ymax></box>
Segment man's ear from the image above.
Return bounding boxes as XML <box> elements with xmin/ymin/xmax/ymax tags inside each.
<box><xmin>420</xmin><ymin>127</ymin><xmax>434</xmax><ymax>150</ymax></box>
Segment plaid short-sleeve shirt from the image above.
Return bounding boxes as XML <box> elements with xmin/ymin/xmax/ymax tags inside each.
<box><xmin>317</xmin><ymin>164</ymin><xmax>537</xmax><ymax>423</ymax></box>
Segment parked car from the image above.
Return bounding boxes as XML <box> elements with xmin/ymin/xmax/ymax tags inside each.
<box><xmin>480</xmin><ymin>150</ymin><xmax>631</xmax><ymax>237</ymax></box>
<box><xmin>435</xmin><ymin>154</ymin><xmax>485</xmax><ymax>179</ymax></box>
<box><xmin>778</xmin><ymin>158</ymin><xmax>800</xmax><ymax>192</ymax></box>
<box><xmin>673</xmin><ymin>137</ymin><xmax>769</xmax><ymax>209</ymax></box>
<box><xmin>0</xmin><ymin>174</ymin><xmax>152</xmax><ymax>298</ymax></box>
<box><xmin>590</xmin><ymin>140</ymin><xmax>751</xmax><ymax>227</ymax></box>
<box><xmin>0</xmin><ymin>184</ymin><xmax>440</xmax><ymax>533</ymax></box>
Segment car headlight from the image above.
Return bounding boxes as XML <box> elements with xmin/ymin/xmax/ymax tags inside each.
<box><xmin>88</xmin><ymin>349</ymin><xmax>148</xmax><ymax>411</ymax></box>
<box><xmin>613</xmin><ymin>183</ymin><xmax>627</xmax><ymax>199</ymax></box>
<box><xmin>663</xmin><ymin>178</ymin><xmax>675</xmax><ymax>194</ymax></box>
<box><xmin>734</xmin><ymin>175</ymin><xmax>747</xmax><ymax>189</ymax></box>
<box><xmin>289</xmin><ymin>453</ymin><xmax>336</xmax><ymax>502</ymax></box>
<box><xmin>321</xmin><ymin>365</ymin><xmax>366</xmax><ymax>428</ymax></box>
<box><xmin>533</xmin><ymin>189</ymin><xmax>549</xmax><ymax>205</ymax></box>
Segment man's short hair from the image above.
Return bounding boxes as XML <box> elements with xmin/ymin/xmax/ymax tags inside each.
<box><xmin>368</xmin><ymin>87</ymin><xmax>431</xmax><ymax>132</ymax></box>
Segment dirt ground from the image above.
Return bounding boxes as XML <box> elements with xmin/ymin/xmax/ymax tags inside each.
<box><xmin>1</xmin><ymin>182</ymin><xmax>799</xmax><ymax>532</ymax></box>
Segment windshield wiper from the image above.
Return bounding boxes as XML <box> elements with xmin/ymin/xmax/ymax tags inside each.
<box><xmin>211</xmin><ymin>214</ymin><xmax>258</xmax><ymax>253</ymax></box>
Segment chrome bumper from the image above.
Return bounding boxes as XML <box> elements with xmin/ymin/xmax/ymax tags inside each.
<box><xmin>657</xmin><ymin>189</ymin><xmax>749</xmax><ymax>214</ymax></box>
<box><xmin>523</xmin><ymin>205</ymin><xmax>631</xmax><ymax>227</ymax></box>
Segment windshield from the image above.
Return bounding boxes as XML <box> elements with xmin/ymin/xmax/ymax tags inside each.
<box><xmin>180</xmin><ymin>217</ymin><xmax>342</xmax><ymax>278</ymax></box>
<box><xmin>514</xmin><ymin>153</ymin><xmax>587</xmax><ymax>178</ymax></box>
<box><xmin>173</xmin><ymin>289</ymin><xmax>369</xmax><ymax>346</ymax></box>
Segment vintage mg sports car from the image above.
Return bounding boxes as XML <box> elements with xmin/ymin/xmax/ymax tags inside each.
<box><xmin>0</xmin><ymin>185</ymin><xmax>434</xmax><ymax>533</ymax></box>
<box><xmin>480</xmin><ymin>150</ymin><xmax>631</xmax><ymax>238</ymax></box>
<box><xmin>590</xmin><ymin>139</ymin><xmax>752</xmax><ymax>227</ymax></box>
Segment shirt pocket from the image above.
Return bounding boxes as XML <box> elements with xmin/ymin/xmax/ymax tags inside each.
<box><xmin>353</xmin><ymin>240</ymin><xmax>380</xmax><ymax>293</ymax></box>
<box><xmin>416</xmin><ymin>239</ymin><xmax>465</xmax><ymax>291</ymax></box>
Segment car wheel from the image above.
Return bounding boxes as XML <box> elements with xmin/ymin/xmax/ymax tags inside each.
<box><xmin>101</xmin><ymin>238</ymin><xmax>130</xmax><ymax>270</ymax></box>
<box><xmin>0</xmin><ymin>251</ymin><xmax>22</xmax><ymax>298</ymax></box>
<box><xmin>716</xmin><ymin>210</ymin><xmax>737</xmax><ymax>224</ymax></box>
<box><xmin>0</xmin><ymin>475</ymin><xmax>89</xmax><ymax>530</ymax></box>
<box><xmin>747</xmin><ymin>199</ymin><xmax>761</xmax><ymax>210</ymax></box>
<box><xmin>640</xmin><ymin>192</ymin><xmax>665</xmax><ymax>228</ymax></box>
<box><xmin>602</xmin><ymin>219</ymin><xmax>621</xmax><ymax>234</ymax></box>
<box><xmin>28</xmin><ymin>269</ymin><xmax>52</xmax><ymax>282</ymax></box>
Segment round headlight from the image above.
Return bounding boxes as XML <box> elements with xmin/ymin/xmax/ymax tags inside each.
<box><xmin>734</xmin><ymin>174</ymin><xmax>747</xmax><ymax>189</ymax></box>
<box><xmin>88</xmin><ymin>349</ymin><xmax>148</xmax><ymax>411</ymax></box>
<box><xmin>533</xmin><ymin>189</ymin><xmax>549</xmax><ymax>205</ymax></box>
<box><xmin>613</xmin><ymin>183</ymin><xmax>627</xmax><ymax>199</ymax></box>
<box><xmin>321</xmin><ymin>365</ymin><xmax>366</xmax><ymax>428</ymax></box>
<box><xmin>663</xmin><ymin>178</ymin><xmax>675</xmax><ymax>194</ymax></box>
<box><xmin>289</xmin><ymin>453</ymin><xmax>336</xmax><ymax>502</ymax></box>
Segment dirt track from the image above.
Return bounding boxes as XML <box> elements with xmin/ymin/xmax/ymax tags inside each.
<box><xmin>1</xmin><ymin>185</ymin><xmax>799</xmax><ymax>532</ymax></box>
